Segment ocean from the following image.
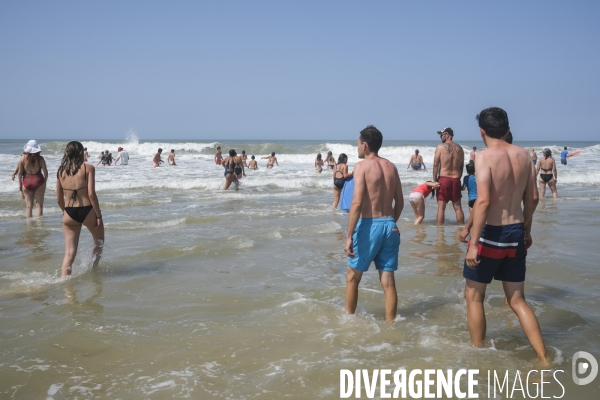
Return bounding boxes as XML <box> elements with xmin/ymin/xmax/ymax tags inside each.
<box><xmin>1</xmin><ymin>136</ymin><xmax>599</xmax><ymax>398</ymax></box>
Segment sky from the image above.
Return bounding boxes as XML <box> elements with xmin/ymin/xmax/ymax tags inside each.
<box><xmin>1</xmin><ymin>1</ymin><xmax>599</xmax><ymax>141</ymax></box>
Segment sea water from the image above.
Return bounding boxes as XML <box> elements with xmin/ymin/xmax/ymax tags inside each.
<box><xmin>1</xmin><ymin>137</ymin><xmax>599</xmax><ymax>398</ymax></box>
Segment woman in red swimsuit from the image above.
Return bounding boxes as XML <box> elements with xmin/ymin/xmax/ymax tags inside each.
<box><xmin>18</xmin><ymin>140</ymin><xmax>48</xmax><ymax>218</ymax></box>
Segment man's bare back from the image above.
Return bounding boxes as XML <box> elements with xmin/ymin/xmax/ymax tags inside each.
<box><xmin>353</xmin><ymin>158</ymin><xmax>402</xmax><ymax>219</ymax></box>
<box><xmin>474</xmin><ymin>143</ymin><xmax>534</xmax><ymax>226</ymax></box>
<box><xmin>434</xmin><ymin>141</ymin><xmax>464</xmax><ymax>179</ymax></box>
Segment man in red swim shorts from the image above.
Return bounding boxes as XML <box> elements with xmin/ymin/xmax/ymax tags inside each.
<box><xmin>433</xmin><ymin>127</ymin><xmax>465</xmax><ymax>224</ymax></box>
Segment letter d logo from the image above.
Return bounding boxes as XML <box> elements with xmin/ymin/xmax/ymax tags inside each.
<box><xmin>572</xmin><ymin>351</ymin><xmax>598</xmax><ymax>385</ymax></box>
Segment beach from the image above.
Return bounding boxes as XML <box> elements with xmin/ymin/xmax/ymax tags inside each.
<box><xmin>1</xmin><ymin>138</ymin><xmax>599</xmax><ymax>399</ymax></box>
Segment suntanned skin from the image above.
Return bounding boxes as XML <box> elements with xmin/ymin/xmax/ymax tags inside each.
<box><xmin>464</xmin><ymin>128</ymin><xmax>547</xmax><ymax>364</ymax></box>
<box><xmin>168</xmin><ymin>152</ymin><xmax>176</xmax><ymax>166</ymax></box>
<box><xmin>215</xmin><ymin>148</ymin><xmax>222</xmax><ymax>165</ymax></box>
<box><xmin>343</xmin><ymin>136</ymin><xmax>404</xmax><ymax>322</ymax></box>
<box><xmin>433</xmin><ymin>133</ymin><xmax>465</xmax><ymax>224</ymax></box>
<box><xmin>407</xmin><ymin>154</ymin><xmax>425</xmax><ymax>170</ymax></box>
<box><xmin>332</xmin><ymin>161</ymin><xmax>352</xmax><ymax>209</ymax></box>
<box><xmin>535</xmin><ymin>154</ymin><xmax>558</xmax><ymax>198</ymax></box>
<box><xmin>153</xmin><ymin>151</ymin><xmax>163</xmax><ymax>167</ymax></box>
<box><xmin>18</xmin><ymin>155</ymin><xmax>48</xmax><ymax>217</ymax></box>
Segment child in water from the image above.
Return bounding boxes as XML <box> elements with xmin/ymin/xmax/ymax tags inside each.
<box><xmin>409</xmin><ymin>181</ymin><xmax>440</xmax><ymax>224</ymax></box>
<box><xmin>462</xmin><ymin>161</ymin><xmax>477</xmax><ymax>211</ymax></box>
<box><xmin>247</xmin><ymin>155</ymin><xmax>258</xmax><ymax>170</ymax></box>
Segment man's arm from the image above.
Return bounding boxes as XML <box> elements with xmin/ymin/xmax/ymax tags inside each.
<box><xmin>393</xmin><ymin>168</ymin><xmax>404</xmax><ymax>222</ymax></box>
<box><xmin>432</xmin><ymin>147</ymin><xmax>441</xmax><ymax>182</ymax></box>
<box><xmin>523</xmin><ymin>160</ymin><xmax>540</xmax><ymax>245</ymax></box>
<box><xmin>465</xmin><ymin>156</ymin><xmax>491</xmax><ymax>267</ymax></box>
<box><xmin>344</xmin><ymin>163</ymin><xmax>364</xmax><ymax>257</ymax></box>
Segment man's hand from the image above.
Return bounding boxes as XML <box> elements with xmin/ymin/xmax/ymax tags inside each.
<box><xmin>459</xmin><ymin>228</ymin><xmax>470</xmax><ymax>243</ymax></box>
<box><xmin>524</xmin><ymin>232</ymin><xmax>532</xmax><ymax>249</ymax></box>
<box><xmin>465</xmin><ymin>244</ymin><xmax>480</xmax><ymax>268</ymax></box>
<box><xmin>344</xmin><ymin>237</ymin><xmax>355</xmax><ymax>257</ymax></box>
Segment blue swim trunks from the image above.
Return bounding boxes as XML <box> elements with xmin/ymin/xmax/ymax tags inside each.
<box><xmin>463</xmin><ymin>223</ymin><xmax>527</xmax><ymax>284</ymax></box>
<box><xmin>348</xmin><ymin>217</ymin><xmax>400</xmax><ymax>272</ymax></box>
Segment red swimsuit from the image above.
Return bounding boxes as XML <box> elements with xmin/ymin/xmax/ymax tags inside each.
<box><xmin>22</xmin><ymin>169</ymin><xmax>45</xmax><ymax>191</ymax></box>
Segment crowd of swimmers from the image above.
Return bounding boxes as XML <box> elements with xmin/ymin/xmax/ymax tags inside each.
<box><xmin>10</xmin><ymin>112</ymin><xmax>584</xmax><ymax>366</ymax></box>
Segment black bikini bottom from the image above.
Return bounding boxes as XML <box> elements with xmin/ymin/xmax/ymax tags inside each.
<box><xmin>65</xmin><ymin>205</ymin><xmax>93</xmax><ymax>224</ymax></box>
<box><xmin>540</xmin><ymin>174</ymin><xmax>553</xmax><ymax>183</ymax></box>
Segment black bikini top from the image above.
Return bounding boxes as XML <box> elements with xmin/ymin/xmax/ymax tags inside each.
<box><xmin>64</xmin><ymin>164</ymin><xmax>87</xmax><ymax>207</ymax></box>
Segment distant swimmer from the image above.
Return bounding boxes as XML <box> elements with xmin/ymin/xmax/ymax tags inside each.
<box><xmin>107</xmin><ymin>152</ymin><xmax>114</xmax><ymax>165</ymax></box>
<box><xmin>325</xmin><ymin>151</ymin><xmax>336</xmax><ymax>170</ymax></box>
<box><xmin>464</xmin><ymin>107</ymin><xmax>548</xmax><ymax>364</ymax></box>
<box><xmin>56</xmin><ymin>141</ymin><xmax>104</xmax><ymax>276</ymax></box>
<box><xmin>433</xmin><ymin>127</ymin><xmax>465</xmax><ymax>225</ymax></box>
<box><xmin>344</xmin><ymin>126</ymin><xmax>403</xmax><ymax>322</ymax></box>
<box><xmin>83</xmin><ymin>147</ymin><xmax>89</xmax><ymax>162</ymax></box>
<box><xmin>241</xmin><ymin>150</ymin><xmax>248</xmax><ymax>167</ymax></box>
<box><xmin>168</xmin><ymin>149</ymin><xmax>176</xmax><ymax>166</ymax></box>
<box><xmin>407</xmin><ymin>149</ymin><xmax>425</xmax><ymax>170</ymax></box>
<box><xmin>114</xmin><ymin>147</ymin><xmax>129</xmax><ymax>165</ymax></box>
<box><xmin>222</xmin><ymin>149</ymin><xmax>240</xmax><ymax>190</ymax></box>
<box><xmin>315</xmin><ymin>153</ymin><xmax>324</xmax><ymax>173</ymax></box>
<box><xmin>560</xmin><ymin>146</ymin><xmax>574</xmax><ymax>165</ymax></box>
<box><xmin>530</xmin><ymin>148</ymin><xmax>537</xmax><ymax>166</ymax></box>
<box><xmin>470</xmin><ymin>146</ymin><xmax>477</xmax><ymax>161</ymax></box>
<box><xmin>97</xmin><ymin>150</ymin><xmax>111</xmax><ymax>167</ymax></box>
<box><xmin>536</xmin><ymin>148</ymin><xmax>558</xmax><ymax>197</ymax></box>
<box><xmin>409</xmin><ymin>180</ymin><xmax>439</xmax><ymax>225</ymax></box>
<box><xmin>153</xmin><ymin>148</ymin><xmax>164</xmax><ymax>168</ymax></box>
<box><xmin>18</xmin><ymin>140</ymin><xmax>48</xmax><ymax>218</ymax></box>
<box><xmin>215</xmin><ymin>146</ymin><xmax>223</xmax><ymax>165</ymax></box>
<box><xmin>248</xmin><ymin>155</ymin><xmax>258</xmax><ymax>170</ymax></box>
<box><xmin>262</xmin><ymin>152</ymin><xmax>279</xmax><ymax>169</ymax></box>
<box><xmin>231</xmin><ymin>150</ymin><xmax>245</xmax><ymax>180</ymax></box>
<box><xmin>332</xmin><ymin>153</ymin><xmax>352</xmax><ymax>209</ymax></box>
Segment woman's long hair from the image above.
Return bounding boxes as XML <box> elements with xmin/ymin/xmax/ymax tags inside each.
<box><xmin>543</xmin><ymin>148</ymin><xmax>552</xmax><ymax>158</ymax></box>
<box><xmin>337</xmin><ymin>153</ymin><xmax>347</xmax><ymax>164</ymax></box>
<box><xmin>57</xmin><ymin>141</ymin><xmax>85</xmax><ymax>178</ymax></box>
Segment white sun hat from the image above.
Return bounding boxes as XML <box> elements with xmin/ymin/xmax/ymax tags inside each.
<box><xmin>24</xmin><ymin>140</ymin><xmax>41</xmax><ymax>153</ymax></box>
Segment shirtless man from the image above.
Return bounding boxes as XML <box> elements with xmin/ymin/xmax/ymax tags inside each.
<box><xmin>433</xmin><ymin>127</ymin><xmax>465</xmax><ymax>224</ymax></box>
<box><xmin>464</xmin><ymin>107</ymin><xmax>547</xmax><ymax>364</ymax></box>
<box><xmin>153</xmin><ymin>148</ymin><xmax>164</xmax><ymax>168</ymax></box>
<box><xmin>168</xmin><ymin>149</ymin><xmax>176</xmax><ymax>166</ymax></box>
<box><xmin>470</xmin><ymin>147</ymin><xmax>477</xmax><ymax>161</ymax></box>
<box><xmin>248</xmin><ymin>155</ymin><xmax>258</xmax><ymax>170</ymax></box>
<box><xmin>530</xmin><ymin>148</ymin><xmax>537</xmax><ymax>166</ymax></box>
<box><xmin>214</xmin><ymin>146</ymin><xmax>223</xmax><ymax>165</ymax></box>
<box><xmin>262</xmin><ymin>152</ymin><xmax>279</xmax><ymax>169</ymax></box>
<box><xmin>344</xmin><ymin>126</ymin><xmax>404</xmax><ymax>322</ymax></box>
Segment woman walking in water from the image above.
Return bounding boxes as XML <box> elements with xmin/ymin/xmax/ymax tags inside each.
<box><xmin>536</xmin><ymin>148</ymin><xmax>558</xmax><ymax>198</ymax></box>
<box><xmin>407</xmin><ymin>149</ymin><xmax>425</xmax><ymax>170</ymax></box>
<box><xmin>332</xmin><ymin>153</ymin><xmax>352</xmax><ymax>209</ymax></box>
<box><xmin>56</xmin><ymin>141</ymin><xmax>104</xmax><ymax>276</ymax></box>
<box><xmin>18</xmin><ymin>140</ymin><xmax>48</xmax><ymax>218</ymax></box>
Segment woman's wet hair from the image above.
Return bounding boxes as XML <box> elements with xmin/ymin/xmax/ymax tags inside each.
<box><xmin>242</xmin><ymin>150</ymin><xmax>246</xmax><ymax>154</ymax></box>
<box><xmin>316</xmin><ymin>153</ymin><xmax>322</xmax><ymax>160</ymax></box>
<box><xmin>229</xmin><ymin>149</ymin><xmax>236</xmax><ymax>157</ymax></box>
<box><xmin>415</xmin><ymin>149</ymin><xmax>419</xmax><ymax>155</ymax></box>
<box><xmin>338</xmin><ymin>153</ymin><xmax>348</xmax><ymax>163</ymax></box>
<box><xmin>271</xmin><ymin>152</ymin><xmax>275</xmax><ymax>156</ymax></box>
<box><xmin>171</xmin><ymin>149</ymin><xmax>175</xmax><ymax>153</ymax></box>
<box><xmin>544</xmin><ymin>148</ymin><xmax>552</xmax><ymax>157</ymax></box>
<box><xmin>251</xmin><ymin>155</ymin><xmax>255</xmax><ymax>160</ymax></box>
<box><xmin>57</xmin><ymin>141</ymin><xmax>85</xmax><ymax>177</ymax></box>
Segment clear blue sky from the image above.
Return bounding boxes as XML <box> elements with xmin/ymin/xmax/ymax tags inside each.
<box><xmin>1</xmin><ymin>1</ymin><xmax>598</xmax><ymax>141</ymax></box>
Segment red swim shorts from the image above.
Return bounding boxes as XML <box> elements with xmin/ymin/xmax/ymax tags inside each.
<box><xmin>437</xmin><ymin>176</ymin><xmax>462</xmax><ymax>203</ymax></box>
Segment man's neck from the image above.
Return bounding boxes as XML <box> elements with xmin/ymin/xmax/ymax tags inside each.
<box><xmin>363</xmin><ymin>151</ymin><xmax>379</xmax><ymax>160</ymax></box>
<box><xmin>484</xmin><ymin>136</ymin><xmax>507</xmax><ymax>148</ymax></box>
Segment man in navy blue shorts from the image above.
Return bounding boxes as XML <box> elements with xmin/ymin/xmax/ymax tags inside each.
<box><xmin>464</xmin><ymin>108</ymin><xmax>548</xmax><ymax>364</ymax></box>
<box><xmin>344</xmin><ymin>126</ymin><xmax>404</xmax><ymax>322</ymax></box>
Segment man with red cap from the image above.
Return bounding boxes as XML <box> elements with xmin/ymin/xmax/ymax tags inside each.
<box><xmin>114</xmin><ymin>146</ymin><xmax>129</xmax><ymax>166</ymax></box>
<box><xmin>433</xmin><ymin>127</ymin><xmax>465</xmax><ymax>225</ymax></box>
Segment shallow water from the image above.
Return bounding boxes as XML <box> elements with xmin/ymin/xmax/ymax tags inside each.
<box><xmin>1</xmin><ymin>138</ymin><xmax>599</xmax><ymax>398</ymax></box>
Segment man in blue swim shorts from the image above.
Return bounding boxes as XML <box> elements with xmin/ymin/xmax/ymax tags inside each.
<box><xmin>464</xmin><ymin>108</ymin><xmax>548</xmax><ymax>364</ymax></box>
<box><xmin>344</xmin><ymin>126</ymin><xmax>404</xmax><ymax>322</ymax></box>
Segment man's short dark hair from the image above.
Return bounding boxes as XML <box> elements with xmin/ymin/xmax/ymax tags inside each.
<box><xmin>359</xmin><ymin>125</ymin><xmax>383</xmax><ymax>153</ymax></box>
<box><xmin>466</xmin><ymin>162</ymin><xmax>475</xmax><ymax>175</ymax></box>
<box><xmin>564</xmin><ymin>147</ymin><xmax>567</xmax><ymax>150</ymax></box>
<box><xmin>476</xmin><ymin>107</ymin><xmax>509</xmax><ymax>139</ymax></box>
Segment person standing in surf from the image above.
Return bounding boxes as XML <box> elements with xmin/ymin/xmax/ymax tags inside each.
<box><xmin>56</xmin><ymin>141</ymin><xmax>104</xmax><ymax>276</ymax></box>
<box><xmin>18</xmin><ymin>140</ymin><xmax>48</xmax><ymax>218</ymax></box>
<box><xmin>536</xmin><ymin>148</ymin><xmax>558</xmax><ymax>198</ymax></box>
<box><xmin>407</xmin><ymin>149</ymin><xmax>425</xmax><ymax>170</ymax></box>
<box><xmin>464</xmin><ymin>107</ymin><xmax>548</xmax><ymax>364</ymax></box>
<box><xmin>215</xmin><ymin>146</ymin><xmax>223</xmax><ymax>165</ymax></box>
<box><xmin>344</xmin><ymin>126</ymin><xmax>403</xmax><ymax>322</ymax></box>
<box><xmin>168</xmin><ymin>149</ymin><xmax>176</xmax><ymax>166</ymax></box>
<box><xmin>153</xmin><ymin>148</ymin><xmax>164</xmax><ymax>168</ymax></box>
<box><xmin>332</xmin><ymin>153</ymin><xmax>352</xmax><ymax>209</ymax></box>
<box><xmin>262</xmin><ymin>152</ymin><xmax>279</xmax><ymax>169</ymax></box>
<box><xmin>433</xmin><ymin>127</ymin><xmax>465</xmax><ymax>225</ymax></box>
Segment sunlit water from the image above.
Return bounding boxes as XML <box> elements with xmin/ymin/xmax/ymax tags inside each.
<box><xmin>1</xmin><ymin>138</ymin><xmax>599</xmax><ymax>398</ymax></box>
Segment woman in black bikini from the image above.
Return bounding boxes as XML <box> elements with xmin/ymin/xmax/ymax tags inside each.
<box><xmin>332</xmin><ymin>153</ymin><xmax>352</xmax><ymax>209</ymax></box>
<box><xmin>535</xmin><ymin>148</ymin><xmax>558</xmax><ymax>198</ymax></box>
<box><xmin>18</xmin><ymin>140</ymin><xmax>48</xmax><ymax>218</ymax></box>
<box><xmin>56</xmin><ymin>141</ymin><xmax>104</xmax><ymax>276</ymax></box>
